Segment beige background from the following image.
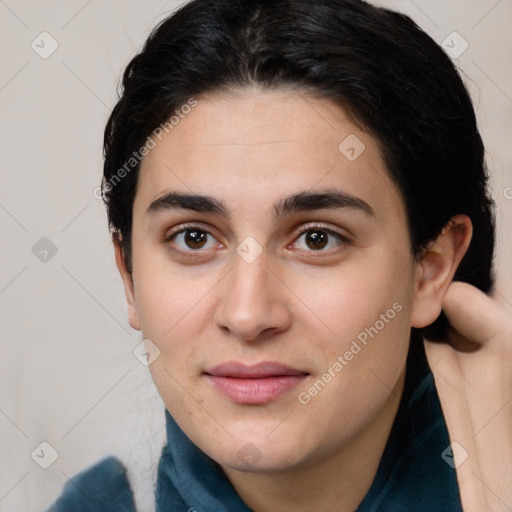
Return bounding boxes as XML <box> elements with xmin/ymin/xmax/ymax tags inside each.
<box><xmin>0</xmin><ymin>1</ymin><xmax>511</xmax><ymax>511</ymax></box>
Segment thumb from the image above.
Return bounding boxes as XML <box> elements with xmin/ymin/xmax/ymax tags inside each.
<box><xmin>441</xmin><ymin>281</ymin><xmax>502</xmax><ymax>342</ymax></box>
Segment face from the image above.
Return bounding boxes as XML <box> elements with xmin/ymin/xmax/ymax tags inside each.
<box><xmin>121</xmin><ymin>87</ymin><xmax>424</xmax><ymax>473</ymax></box>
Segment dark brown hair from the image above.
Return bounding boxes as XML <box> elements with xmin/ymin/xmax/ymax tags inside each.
<box><xmin>102</xmin><ymin>0</ymin><xmax>495</xmax><ymax>339</ymax></box>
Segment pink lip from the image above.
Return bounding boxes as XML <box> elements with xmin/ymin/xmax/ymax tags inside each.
<box><xmin>205</xmin><ymin>361</ymin><xmax>308</xmax><ymax>404</ymax></box>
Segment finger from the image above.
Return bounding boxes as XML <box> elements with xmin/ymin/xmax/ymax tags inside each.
<box><xmin>442</xmin><ymin>281</ymin><xmax>504</xmax><ymax>342</ymax></box>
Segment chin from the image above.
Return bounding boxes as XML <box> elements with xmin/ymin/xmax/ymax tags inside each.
<box><xmin>207</xmin><ymin>431</ymin><xmax>312</xmax><ymax>474</ymax></box>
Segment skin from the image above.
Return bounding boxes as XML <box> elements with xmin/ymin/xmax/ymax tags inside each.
<box><xmin>426</xmin><ymin>284</ymin><xmax>512</xmax><ymax>512</ymax></box>
<box><xmin>114</xmin><ymin>87</ymin><xmax>473</xmax><ymax>512</ymax></box>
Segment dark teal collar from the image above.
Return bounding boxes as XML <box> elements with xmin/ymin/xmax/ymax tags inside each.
<box><xmin>156</xmin><ymin>410</ymin><xmax>251</xmax><ymax>511</ymax></box>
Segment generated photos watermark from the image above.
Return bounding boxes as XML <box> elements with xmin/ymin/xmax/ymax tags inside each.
<box><xmin>93</xmin><ymin>97</ymin><xmax>198</xmax><ymax>200</ymax></box>
<box><xmin>298</xmin><ymin>301</ymin><xmax>403</xmax><ymax>405</ymax></box>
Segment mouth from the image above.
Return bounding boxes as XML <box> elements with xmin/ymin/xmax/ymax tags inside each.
<box><xmin>204</xmin><ymin>361</ymin><xmax>309</xmax><ymax>405</ymax></box>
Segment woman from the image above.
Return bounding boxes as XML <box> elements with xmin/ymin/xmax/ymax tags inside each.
<box><xmin>47</xmin><ymin>0</ymin><xmax>512</xmax><ymax>510</ymax></box>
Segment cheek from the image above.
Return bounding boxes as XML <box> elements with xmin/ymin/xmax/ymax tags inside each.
<box><xmin>132</xmin><ymin>251</ymin><xmax>215</xmax><ymax>341</ymax></box>
<box><xmin>295</xmin><ymin>296</ymin><xmax>412</xmax><ymax>450</ymax></box>
<box><xmin>289</xmin><ymin>248</ymin><xmax>414</xmax><ymax>352</ymax></box>
<box><xmin>289</xmin><ymin>248</ymin><xmax>415</xmax><ymax>415</ymax></box>
<box><xmin>139</xmin><ymin>273</ymin><xmax>210</xmax><ymax>426</ymax></box>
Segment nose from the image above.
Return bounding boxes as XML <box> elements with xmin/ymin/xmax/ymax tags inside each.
<box><xmin>213</xmin><ymin>249</ymin><xmax>292</xmax><ymax>343</ymax></box>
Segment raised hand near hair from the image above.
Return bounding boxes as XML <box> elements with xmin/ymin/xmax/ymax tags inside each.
<box><xmin>425</xmin><ymin>281</ymin><xmax>512</xmax><ymax>512</ymax></box>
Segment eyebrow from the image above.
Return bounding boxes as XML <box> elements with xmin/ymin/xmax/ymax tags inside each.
<box><xmin>146</xmin><ymin>188</ymin><xmax>375</xmax><ymax>220</ymax></box>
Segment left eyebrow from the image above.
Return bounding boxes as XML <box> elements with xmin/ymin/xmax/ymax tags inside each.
<box><xmin>146</xmin><ymin>188</ymin><xmax>374</xmax><ymax>219</ymax></box>
<box><xmin>273</xmin><ymin>189</ymin><xmax>374</xmax><ymax>219</ymax></box>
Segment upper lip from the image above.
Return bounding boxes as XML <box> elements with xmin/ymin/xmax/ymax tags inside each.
<box><xmin>205</xmin><ymin>361</ymin><xmax>308</xmax><ymax>378</ymax></box>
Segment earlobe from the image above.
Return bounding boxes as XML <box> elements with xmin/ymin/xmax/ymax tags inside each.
<box><xmin>410</xmin><ymin>215</ymin><xmax>473</xmax><ymax>328</ymax></box>
<box><xmin>113</xmin><ymin>233</ymin><xmax>141</xmax><ymax>331</ymax></box>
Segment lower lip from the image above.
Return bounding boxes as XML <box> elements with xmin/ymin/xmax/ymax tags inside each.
<box><xmin>206</xmin><ymin>375</ymin><xmax>307</xmax><ymax>404</ymax></box>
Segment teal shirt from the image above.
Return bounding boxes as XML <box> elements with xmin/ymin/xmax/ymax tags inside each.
<box><xmin>47</xmin><ymin>337</ymin><xmax>463</xmax><ymax>511</ymax></box>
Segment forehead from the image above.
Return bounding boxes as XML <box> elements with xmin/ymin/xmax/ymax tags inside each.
<box><xmin>135</xmin><ymin>88</ymin><xmax>404</xmax><ymax>221</ymax></box>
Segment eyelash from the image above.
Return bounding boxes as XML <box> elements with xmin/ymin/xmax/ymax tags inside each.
<box><xmin>163</xmin><ymin>222</ymin><xmax>350</xmax><ymax>256</ymax></box>
<box><xmin>291</xmin><ymin>223</ymin><xmax>350</xmax><ymax>254</ymax></box>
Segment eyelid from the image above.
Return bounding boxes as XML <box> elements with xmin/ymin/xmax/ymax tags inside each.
<box><xmin>286</xmin><ymin>222</ymin><xmax>352</xmax><ymax>261</ymax></box>
<box><xmin>164</xmin><ymin>221</ymin><xmax>218</xmax><ymax>239</ymax></box>
<box><xmin>163</xmin><ymin>222</ymin><xmax>222</xmax><ymax>253</ymax></box>
<box><xmin>291</xmin><ymin>222</ymin><xmax>350</xmax><ymax>241</ymax></box>
<box><xmin>163</xmin><ymin>221</ymin><xmax>350</xmax><ymax>254</ymax></box>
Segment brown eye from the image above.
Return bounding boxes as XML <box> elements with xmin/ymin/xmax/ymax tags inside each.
<box><xmin>305</xmin><ymin>230</ymin><xmax>328</xmax><ymax>250</ymax></box>
<box><xmin>184</xmin><ymin>230</ymin><xmax>207</xmax><ymax>249</ymax></box>
<box><xmin>167</xmin><ymin>228</ymin><xmax>218</xmax><ymax>251</ymax></box>
<box><xmin>293</xmin><ymin>226</ymin><xmax>348</xmax><ymax>252</ymax></box>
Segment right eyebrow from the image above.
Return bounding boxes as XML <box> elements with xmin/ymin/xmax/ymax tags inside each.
<box><xmin>147</xmin><ymin>192</ymin><xmax>230</xmax><ymax>218</ymax></box>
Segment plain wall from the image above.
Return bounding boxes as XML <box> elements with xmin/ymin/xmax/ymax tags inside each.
<box><xmin>1</xmin><ymin>1</ymin><xmax>511</xmax><ymax>511</ymax></box>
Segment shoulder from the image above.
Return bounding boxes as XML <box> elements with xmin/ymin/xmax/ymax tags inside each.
<box><xmin>46</xmin><ymin>456</ymin><xmax>137</xmax><ymax>512</ymax></box>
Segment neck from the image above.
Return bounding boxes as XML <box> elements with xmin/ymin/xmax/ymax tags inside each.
<box><xmin>222</xmin><ymin>369</ymin><xmax>406</xmax><ymax>512</ymax></box>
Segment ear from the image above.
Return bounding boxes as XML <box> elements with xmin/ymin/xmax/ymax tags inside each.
<box><xmin>410</xmin><ymin>214</ymin><xmax>473</xmax><ymax>328</ymax></box>
<box><xmin>113</xmin><ymin>233</ymin><xmax>141</xmax><ymax>331</ymax></box>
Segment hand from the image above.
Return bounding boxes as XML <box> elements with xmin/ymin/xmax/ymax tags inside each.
<box><xmin>424</xmin><ymin>281</ymin><xmax>512</xmax><ymax>512</ymax></box>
